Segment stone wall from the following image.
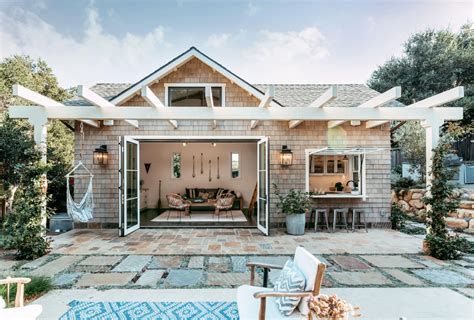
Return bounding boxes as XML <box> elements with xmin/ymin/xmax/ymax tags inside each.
<box><xmin>392</xmin><ymin>187</ymin><xmax>474</xmax><ymax>233</ymax></box>
<box><xmin>73</xmin><ymin>58</ymin><xmax>392</xmax><ymax>230</ymax></box>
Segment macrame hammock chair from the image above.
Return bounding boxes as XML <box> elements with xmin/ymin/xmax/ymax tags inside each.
<box><xmin>65</xmin><ymin>161</ymin><xmax>94</xmax><ymax>222</ymax></box>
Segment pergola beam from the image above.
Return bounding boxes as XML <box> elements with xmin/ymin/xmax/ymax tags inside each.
<box><xmin>10</xmin><ymin>105</ymin><xmax>464</xmax><ymax>122</ymax></box>
<box><xmin>366</xmin><ymin>120</ymin><xmax>389</xmax><ymax>128</ymax></box>
<box><xmin>359</xmin><ymin>86</ymin><xmax>401</xmax><ymax>108</ymax></box>
<box><xmin>327</xmin><ymin>86</ymin><xmax>401</xmax><ymax>128</ymax></box>
<box><xmin>289</xmin><ymin>86</ymin><xmax>337</xmax><ymax>128</ymax></box>
<box><xmin>251</xmin><ymin>85</ymin><xmax>274</xmax><ymax>129</ymax></box>
<box><xmin>205</xmin><ymin>86</ymin><xmax>217</xmax><ymax>129</ymax></box>
<box><xmin>13</xmin><ymin>84</ymin><xmax>100</xmax><ymax>128</ymax></box>
<box><xmin>141</xmin><ymin>86</ymin><xmax>178</xmax><ymax>129</ymax></box>
<box><xmin>407</xmin><ymin>86</ymin><xmax>464</xmax><ymax>108</ymax></box>
<box><xmin>328</xmin><ymin>120</ymin><xmax>346</xmax><ymax>129</ymax></box>
<box><xmin>78</xmin><ymin>85</ymin><xmax>138</xmax><ymax>128</ymax></box>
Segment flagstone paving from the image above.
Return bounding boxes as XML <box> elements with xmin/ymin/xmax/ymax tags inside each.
<box><xmin>1</xmin><ymin>230</ymin><xmax>473</xmax><ymax>295</ymax></box>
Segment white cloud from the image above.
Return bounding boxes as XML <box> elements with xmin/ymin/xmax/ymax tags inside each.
<box><xmin>245</xmin><ymin>2</ymin><xmax>260</xmax><ymax>16</ymax></box>
<box><xmin>206</xmin><ymin>33</ymin><xmax>231</xmax><ymax>48</ymax></box>
<box><xmin>241</xmin><ymin>27</ymin><xmax>329</xmax><ymax>83</ymax></box>
<box><xmin>0</xmin><ymin>6</ymin><xmax>169</xmax><ymax>87</ymax></box>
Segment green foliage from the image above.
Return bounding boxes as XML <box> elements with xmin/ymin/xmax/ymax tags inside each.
<box><xmin>390</xmin><ymin>203</ymin><xmax>408</xmax><ymax>230</ymax></box>
<box><xmin>392</xmin><ymin>122</ymin><xmax>426</xmax><ymax>181</ymax></box>
<box><xmin>368</xmin><ymin>23</ymin><xmax>474</xmax><ymax>126</ymax></box>
<box><xmin>0</xmin><ymin>55</ymin><xmax>73</xmax><ymax>213</ymax></box>
<box><xmin>423</xmin><ymin>124</ymin><xmax>473</xmax><ymax>260</ymax></box>
<box><xmin>3</xmin><ymin>179</ymin><xmax>51</xmax><ymax>260</ymax></box>
<box><xmin>335</xmin><ymin>182</ymin><xmax>343</xmax><ymax>191</ymax></box>
<box><xmin>273</xmin><ymin>183</ymin><xmax>312</xmax><ymax>215</ymax></box>
<box><xmin>391</xmin><ymin>177</ymin><xmax>423</xmax><ymax>193</ymax></box>
<box><xmin>424</xmin><ymin>234</ymin><xmax>470</xmax><ymax>260</ymax></box>
<box><xmin>0</xmin><ymin>276</ymin><xmax>52</xmax><ymax>305</ymax></box>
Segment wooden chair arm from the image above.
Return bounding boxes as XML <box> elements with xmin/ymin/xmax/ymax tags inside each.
<box><xmin>0</xmin><ymin>277</ymin><xmax>31</xmax><ymax>285</ymax></box>
<box><xmin>253</xmin><ymin>290</ymin><xmax>313</xmax><ymax>299</ymax></box>
<box><xmin>0</xmin><ymin>277</ymin><xmax>31</xmax><ymax>308</ymax></box>
<box><xmin>253</xmin><ymin>291</ymin><xmax>313</xmax><ymax>320</ymax></box>
<box><xmin>246</xmin><ymin>262</ymin><xmax>283</xmax><ymax>270</ymax></box>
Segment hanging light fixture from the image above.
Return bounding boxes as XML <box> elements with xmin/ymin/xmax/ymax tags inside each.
<box><xmin>212</xmin><ymin>142</ymin><xmax>217</xmax><ymax>147</ymax></box>
<box><xmin>182</xmin><ymin>142</ymin><xmax>187</xmax><ymax>147</ymax></box>
<box><xmin>93</xmin><ymin>145</ymin><xmax>108</xmax><ymax>165</ymax></box>
<box><xmin>280</xmin><ymin>145</ymin><xmax>293</xmax><ymax>166</ymax></box>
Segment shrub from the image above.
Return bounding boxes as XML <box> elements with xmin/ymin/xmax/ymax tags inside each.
<box><xmin>3</xmin><ymin>180</ymin><xmax>51</xmax><ymax>260</ymax></box>
<box><xmin>391</xmin><ymin>177</ymin><xmax>421</xmax><ymax>193</ymax></box>
<box><xmin>390</xmin><ymin>203</ymin><xmax>407</xmax><ymax>230</ymax></box>
<box><xmin>273</xmin><ymin>183</ymin><xmax>312</xmax><ymax>215</ymax></box>
<box><xmin>424</xmin><ymin>234</ymin><xmax>471</xmax><ymax>260</ymax></box>
<box><xmin>0</xmin><ymin>276</ymin><xmax>52</xmax><ymax>306</ymax></box>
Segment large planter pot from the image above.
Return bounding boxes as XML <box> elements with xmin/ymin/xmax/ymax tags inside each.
<box><xmin>285</xmin><ymin>213</ymin><xmax>306</xmax><ymax>235</ymax></box>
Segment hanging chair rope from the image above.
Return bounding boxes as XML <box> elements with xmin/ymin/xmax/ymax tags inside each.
<box><xmin>65</xmin><ymin>160</ymin><xmax>94</xmax><ymax>222</ymax></box>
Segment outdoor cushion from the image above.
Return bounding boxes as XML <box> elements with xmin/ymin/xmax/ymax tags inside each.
<box><xmin>236</xmin><ymin>285</ymin><xmax>302</xmax><ymax>319</ymax></box>
<box><xmin>273</xmin><ymin>260</ymin><xmax>306</xmax><ymax>316</ymax></box>
<box><xmin>0</xmin><ymin>304</ymin><xmax>43</xmax><ymax>320</ymax></box>
<box><xmin>294</xmin><ymin>246</ymin><xmax>322</xmax><ymax>315</ymax></box>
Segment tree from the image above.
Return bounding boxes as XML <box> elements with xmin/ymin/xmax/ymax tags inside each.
<box><xmin>0</xmin><ymin>55</ymin><xmax>73</xmax><ymax>213</ymax></box>
<box><xmin>368</xmin><ymin>23</ymin><xmax>474</xmax><ymax>180</ymax></box>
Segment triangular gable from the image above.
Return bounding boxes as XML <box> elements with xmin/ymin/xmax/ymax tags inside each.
<box><xmin>110</xmin><ymin>47</ymin><xmax>281</xmax><ymax>107</ymax></box>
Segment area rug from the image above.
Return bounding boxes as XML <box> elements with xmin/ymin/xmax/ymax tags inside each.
<box><xmin>59</xmin><ymin>300</ymin><xmax>239</xmax><ymax>320</ymax></box>
<box><xmin>151</xmin><ymin>210</ymin><xmax>247</xmax><ymax>222</ymax></box>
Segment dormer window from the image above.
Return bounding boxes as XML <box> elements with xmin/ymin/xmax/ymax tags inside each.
<box><xmin>165</xmin><ymin>84</ymin><xmax>225</xmax><ymax>107</ymax></box>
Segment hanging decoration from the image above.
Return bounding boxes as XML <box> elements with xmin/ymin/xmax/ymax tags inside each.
<box><xmin>192</xmin><ymin>155</ymin><xmax>196</xmax><ymax>178</ymax></box>
<box><xmin>201</xmin><ymin>153</ymin><xmax>204</xmax><ymax>174</ymax></box>
<box><xmin>217</xmin><ymin>156</ymin><xmax>220</xmax><ymax>179</ymax></box>
<box><xmin>209</xmin><ymin>160</ymin><xmax>212</xmax><ymax>182</ymax></box>
<box><xmin>65</xmin><ymin>161</ymin><xmax>94</xmax><ymax>222</ymax></box>
<box><xmin>144</xmin><ymin>163</ymin><xmax>151</xmax><ymax>174</ymax></box>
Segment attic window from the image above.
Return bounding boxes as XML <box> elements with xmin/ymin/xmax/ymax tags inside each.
<box><xmin>168</xmin><ymin>86</ymin><xmax>223</xmax><ymax>107</ymax></box>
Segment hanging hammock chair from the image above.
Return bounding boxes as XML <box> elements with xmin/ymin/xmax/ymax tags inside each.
<box><xmin>65</xmin><ymin>161</ymin><xmax>94</xmax><ymax>222</ymax></box>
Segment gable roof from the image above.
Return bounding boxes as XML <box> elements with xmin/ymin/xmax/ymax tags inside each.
<box><xmin>108</xmin><ymin>47</ymin><xmax>282</xmax><ymax>107</ymax></box>
<box><xmin>66</xmin><ymin>83</ymin><xmax>404</xmax><ymax>108</ymax></box>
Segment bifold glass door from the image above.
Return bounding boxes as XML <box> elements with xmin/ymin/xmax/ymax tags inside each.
<box><xmin>257</xmin><ymin>137</ymin><xmax>270</xmax><ymax>235</ymax></box>
<box><xmin>119</xmin><ymin>137</ymin><xmax>140</xmax><ymax>236</ymax></box>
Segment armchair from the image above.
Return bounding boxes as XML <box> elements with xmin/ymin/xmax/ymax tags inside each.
<box><xmin>237</xmin><ymin>246</ymin><xmax>326</xmax><ymax>320</ymax></box>
<box><xmin>0</xmin><ymin>277</ymin><xmax>43</xmax><ymax>320</ymax></box>
<box><xmin>166</xmin><ymin>193</ymin><xmax>192</xmax><ymax>222</ymax></box>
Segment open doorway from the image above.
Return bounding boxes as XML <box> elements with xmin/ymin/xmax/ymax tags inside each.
<box><xmin>119</xmin><ymin>137</ymin><xmax>270</xmax><ymax>235</ymax></box>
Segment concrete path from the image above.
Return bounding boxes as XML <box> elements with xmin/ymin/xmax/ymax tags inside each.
<box><xmin>33</xmin><ymin>287</ymin><xmax>474</xmax><ymax>320</ymax></box>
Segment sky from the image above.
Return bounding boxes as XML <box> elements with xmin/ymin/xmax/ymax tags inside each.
<box><xmin>0</xmin><ymin>0</ymin><xmax>472</xmax><ymax>88</ymax></box>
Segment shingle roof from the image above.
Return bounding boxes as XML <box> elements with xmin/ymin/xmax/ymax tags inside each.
<box><xmin>66</xmin><ymin>83</ymin><xmax>404</xmax><ymax>107</ymax></box>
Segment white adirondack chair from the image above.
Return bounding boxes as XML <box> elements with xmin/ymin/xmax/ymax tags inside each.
<box><xmin>237</xmin><ymin>246</ymin><xmax>326</xmax><ymax>320</ymax></box>
<box><xmin>0</xmin><ymin>277</ymin><xmax>43</xmax><ymax>320</ymax></box>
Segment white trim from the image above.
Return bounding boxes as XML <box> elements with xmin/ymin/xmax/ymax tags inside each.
<box><xmin>110</xmin><ymin>48</ymin><xmax>279</xmax><ymax>107</ymax></box>
<box><xmin>251</xmin><ymin>85</ymin><xmax>275</xmax><ymax>129</ymax></box>
<box><xmin>289</xmin><ymin>86</ymin><xmax>337</xmax><ymax>128</ymax></box>
<box><xmin>358</xmin><ymin>86</ymin><xmax>401</xmax><ymax>108</ymax></box>
<box><xmin>141</xmin><ymin>86</ymin><xmax>178</xmax><ymax>128</ymax></box>
<box><xmin>407</xmin><ymin>86</ymin><xmax>464</xmax><ymax>108</ymax></box>
<box><xmin>125</xmin><ymin>135</ymin><xmax>265</xmax><ymax>141</ymax></box>
<box><xmin>123</xmin><ymin>137</ymin><xmax>140</xmax><ymax>235</ymax></box>
<box><xmin>366</xmin><ymin>120</ymin><xmax>389</xmax><ymax>128</ymax></box>
<box><xmin>328</xmin><ymin>120</ymin><xmax>346</xmax><ymax>128</ymax></box>
<box><xmin>10</xmin><ymin>105</ymin><xmax>464</xmax><ymax>122</ymax></box>
<box><xmin>164</xmin><ymin>83</ymin><xmax>226</xmax><ymax>107</ymax></box>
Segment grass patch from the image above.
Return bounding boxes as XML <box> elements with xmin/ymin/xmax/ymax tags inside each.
<box><xmin>0</xmin><ymin>276</ymin><xmax>52</xmax><ymax>306</ymax></box>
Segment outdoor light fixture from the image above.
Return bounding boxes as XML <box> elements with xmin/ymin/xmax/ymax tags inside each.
<box><xmin>280</xmin><ymin>145</ymin><xmax>293</xmax><ymax>166</ymax></box>
<box><xmin>93</xmin><ymin>145</ymin><xmax>108</xmax><ymax>165</ymax></box>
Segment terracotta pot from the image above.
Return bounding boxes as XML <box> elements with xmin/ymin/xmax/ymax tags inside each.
<box><xmin>422</xmin><ymin>239</ymin><xmax>430</xmax><ymax>254</ymax></box>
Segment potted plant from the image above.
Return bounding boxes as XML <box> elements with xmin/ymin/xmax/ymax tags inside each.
<box><xmin>273</xmin><ymin>184</ymin><xmax>312</xmax><ymax>235</ymax></box>
<box><xmin>335</xmin><ymin>182</ymin><xmax>344</xmax><ymax>192</ymax></box>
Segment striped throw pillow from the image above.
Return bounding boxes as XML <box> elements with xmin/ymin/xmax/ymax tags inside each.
<box><xmin>273</xmin><ymin>260</ymin><xmax>306</xmax><ymax>316</ymax></box>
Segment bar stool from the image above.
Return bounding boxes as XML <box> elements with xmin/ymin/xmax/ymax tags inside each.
<box><xmin>351</xmin><ymin>209</ymin><xmax>368</xmax><ymax>232</ymax></box>
<box><xmin>314</xmin><ymin>209</ymin><xmax>330</xmax><ymax>232</ymax></box>
<box><xmin>332</xmin><ymin>208</ymin><xmax>349</xmax><ymax>232</ymax></box>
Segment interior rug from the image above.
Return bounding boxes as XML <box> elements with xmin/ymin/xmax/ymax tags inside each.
<box><xmin>59</xmin><ymin>300</ymin><xmax>239</xmax><ymax>320</ymax></box>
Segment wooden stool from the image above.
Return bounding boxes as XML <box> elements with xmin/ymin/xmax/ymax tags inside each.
<box><xmin>332</xmin><ymin>208</ymin><xmax>349</xmax><ymax>232</ymax></box>
<box><xmin>351</xmin><ymin>209</ymin><xmax>368</xmax><ymax>232</ymax></box>
<box><xmin>314</xmin><ymin>209</ymin><xmax>330</xmax><ymax>232</ymax></box>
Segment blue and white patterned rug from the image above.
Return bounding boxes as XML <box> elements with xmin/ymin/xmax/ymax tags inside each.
<box><xmin>59</xmin><ymin>300</ymin><xmax>239</xmax><ymax>320</ymax></box>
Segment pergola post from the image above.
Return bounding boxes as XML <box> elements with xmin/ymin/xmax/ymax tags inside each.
<box><xmin>30</xmin><ymin>116</ymin><xmax>48</xmax><ymax>227</ymax></box>
<box><xmin>422</xmin><ymin>120</ymin><xmax>443</xmax><ymax>189</ymax></box>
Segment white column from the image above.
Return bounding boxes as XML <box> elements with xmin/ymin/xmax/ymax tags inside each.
<box><xmin>422</xmin><ymin>120</ymin><xmax>442</xmax><ymax>189</ymax></box>
<box><xmin>30</xmin><ymin>116</ymin><xmax>48</xmax><ymax>227</ymax></box>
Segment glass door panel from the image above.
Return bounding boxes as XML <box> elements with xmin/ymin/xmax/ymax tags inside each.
<box><xmin>257</xmin><ymin>137</ymin><xmax>269</xmax><ymax>235</ymax></box>
<box><xmin>123</xmin><ymin>138</ymin><xmax>140</xmax><ymax>235</ymax></box>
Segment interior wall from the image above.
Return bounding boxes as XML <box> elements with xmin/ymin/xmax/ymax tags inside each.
<box><xmin>309</xmin><ymin>174</ymin><xmax>349</xmax><ymax>192</ymax></box>
<box><xmin>139</xmin><ymin>142</ymin><xmax>257</xmax><ymax>209</ymax></box>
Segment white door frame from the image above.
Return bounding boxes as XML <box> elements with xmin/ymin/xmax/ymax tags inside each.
<box><xmin>122</xmin><ymin>137</ymin><xmax>140</xmax><ymax>235</ymax></box>
<box><xmin>257</xmin><ymin>137</ymin><xmax>270</xmax><ymax>235</ymax></box>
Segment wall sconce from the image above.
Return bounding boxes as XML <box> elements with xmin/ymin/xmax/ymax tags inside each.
<box><xmin>280</xmin><ymin>145</ymin><xmax>293</xmax><ymax>166</ymax></box>
<box><xmin>93</xmin><ymin>145</ymin><xmax>108</xmax><ymax>165</ymax></box>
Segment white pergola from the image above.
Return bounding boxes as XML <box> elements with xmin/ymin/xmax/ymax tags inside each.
<box><xmin>9</xmin><ymin>83</ymin><xmax>464</xmax><ymax>187</ymax></box>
